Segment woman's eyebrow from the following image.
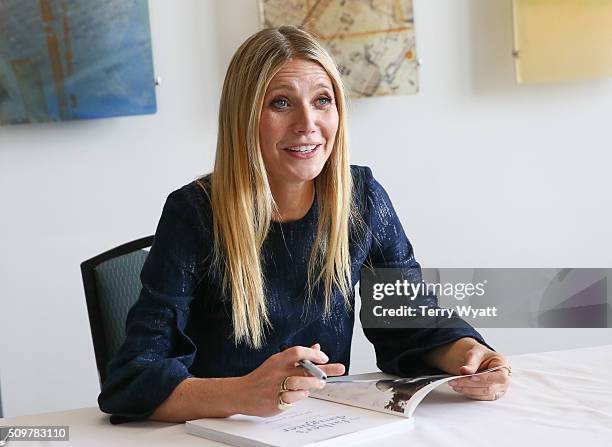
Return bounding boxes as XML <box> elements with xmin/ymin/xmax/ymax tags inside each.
<box><xmin>314</xmin><ymin>82</ymin><xmax>334</xmax><ymax>91</ymax></box>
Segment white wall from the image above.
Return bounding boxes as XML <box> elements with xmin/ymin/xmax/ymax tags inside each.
<box><xmin>1</xmin><ymin>0</ymin><xmax>611</xmax><ymax>417</ymax></box>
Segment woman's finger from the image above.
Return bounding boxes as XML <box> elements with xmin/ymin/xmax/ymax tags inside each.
<box><xmin>449</xmin><ymin>371</ymin><xmax>508</xmax><ymax>388</ymax></box>
<box><xmin>279</xmin><ymin>389</ymin><xmax>310</xmax><ymax>405</ymax></box>
<box><xmin>289</xmin><ymin>362</ymin><xmax>345</xmax><ymax>378</ymax></box>
<box><xmin>450</xmin><ymin>381</ymin><xmax>494</xmax><ymax>389</ymax></box>
<box><xmin>452</xmin><ymin>385</ymin><xmax>493</xmax><ymax>394</ymax></box>
<box><xmin>449</xmin><ymin>368</ymin><xmax>510</xmax><ymax>388</ymax></box>
<box><xmin>316</xmin><ymin>363</ymin><xmax>345</xmax><ymax>376</ymax></box>
<box><xmin>455</xmin><ymin>384</ymin><xmax>506</xmax><ymax>400</ymax></box>
<box><xmin>458</xmin><ymin>346</ymin><xmax>487</xmax><ymax>375</ymax></box>
<box><xmin>462</xmin><ymin>392</ymin><xmax>501</xmax><ymax>401</ymax></box>
<box><xmin>283</xmin><ymin>376</ymin><xmax>326</xmax><ymax>391</ymax></box>
<box><xmin>282</xmin><ymin>345</ymin><xmax>329</xmax><ymax>365</ymax></box>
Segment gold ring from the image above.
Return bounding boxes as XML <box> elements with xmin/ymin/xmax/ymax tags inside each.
<box><xmin>502</xmin><ymin>365</ymin><xmax>512</xmax><ymax>377</ymax></box>
<box><xmin>280</xmin><ymin>376</ymin><xmax>291</xmax><ymax>393</ymax></box>
<box><xmin>277</xmin><ymin>393</ymin><xmax>294</xmax><ymax>411</ymax></box>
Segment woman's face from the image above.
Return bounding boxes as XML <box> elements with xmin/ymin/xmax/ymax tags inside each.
<box><xmin>259</xmin><ymin>58</ymin><xmax>339</xmax><ymax>188</ymax></box>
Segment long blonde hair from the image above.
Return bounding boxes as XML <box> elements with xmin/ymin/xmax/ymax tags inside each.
<box><xmin>208</xmin><ymin>26</ymin><xmax>354</xmax><ymax>348</ymax></box>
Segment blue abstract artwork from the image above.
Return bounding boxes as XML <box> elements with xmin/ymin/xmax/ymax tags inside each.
<box><xmin>0</xmin><ymin>0</ymin><xmax>157</xmax><ymax>125</ymax></box>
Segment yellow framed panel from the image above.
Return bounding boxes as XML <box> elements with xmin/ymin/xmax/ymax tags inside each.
<box><xmin>513</xmin><ymin>0</ymin><xmax>612</xmax><ymax>83</ymax></box>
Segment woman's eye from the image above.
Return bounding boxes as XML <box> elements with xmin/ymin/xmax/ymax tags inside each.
<box><xmin>272</xmin><ymin>98</ymin><xmax>288</xmax><ymax>109</ymax></box>
<box><xmin>317</xmin><ymin>96</ymin><xmax>332</xmax><ymax>106</ymax></box>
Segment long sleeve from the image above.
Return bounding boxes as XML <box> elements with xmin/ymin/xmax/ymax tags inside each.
<box><xmin>358</xmin><ymin>166</ymin><xmax>492</xmax><ymax>377</ymax></box>
<box><xmin>98</xmin><ymin>186</ymin><xmax>208</xmax><ymax>424</ymax></box>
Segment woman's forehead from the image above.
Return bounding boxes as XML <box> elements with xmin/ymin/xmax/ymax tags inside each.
<box><xmin>267</xmin><ymin>59</ymin><xmax>333</xmax><ymax>92</ymax></box>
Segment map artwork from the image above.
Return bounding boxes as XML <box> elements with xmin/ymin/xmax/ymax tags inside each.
<box><xmin>259</xmin><ymin>0</ymin><xmax>419</xmax><ymax>98</ymax></box>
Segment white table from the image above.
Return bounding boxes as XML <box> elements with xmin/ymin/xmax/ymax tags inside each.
<box><xmin>2</xmin><ymin>345</ymin><xmax>612</xmax><ymax>446</ymax></box>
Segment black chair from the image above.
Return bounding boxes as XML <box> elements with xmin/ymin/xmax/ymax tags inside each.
<box><xmin>81</xmin><ymin>236</ymin><xmax>154</xmax><ymax>386</ymax></box>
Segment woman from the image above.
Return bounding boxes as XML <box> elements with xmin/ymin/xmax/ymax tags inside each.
<box><xmin>98</xmin><ymin>26</ymin><xmax>511</xmax><ymax>424</ymax></box>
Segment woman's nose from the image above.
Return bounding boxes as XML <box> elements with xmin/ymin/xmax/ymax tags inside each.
<box><xmin>293</xmin><ymin>104</ymin><xmax>317</xmax><ymax>134</ymax></box>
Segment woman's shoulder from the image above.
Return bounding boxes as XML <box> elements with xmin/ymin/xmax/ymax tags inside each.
<box><xmin>350</xmin><ymin>164</ymin><xmax>381</xmax><ymax>204</ymax></box>
<box><xmin>350</xmin><ymin>164</ymin><xmax>372</xmax><ymax>195</ymax></box>
<box><xmin>162</xmin><ymin>174</ymin><xmax>213</xmax><ymax>231</ymax></box>
<box><xmin>350</xmin><ymin>164</ymin><xmax>373</xmax><ymax>182</ymax></box>
<box><xmin>149</xmin><ymin>176</ymin><xmax>214</xmax><ymax>270</ymax></box>
<box><xmin>349</xmin><ymin>164</ymin><xmax>397</xmax><ymax>221</ymax></box>
<box><xmin>172</xmin><ymin>174</ymin><xmax>211</xmax><ymax>202</ymax></box>
<box><xmin>350</xmin><ymin>164</ymin><xmax>382</xmax><ymax>191</ymax></box>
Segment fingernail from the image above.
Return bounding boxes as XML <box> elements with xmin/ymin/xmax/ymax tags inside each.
<box><xmin>319</xmin><ymin>380</ymin><xmax>326</xmax><ymax>388</ymax></box>
<box><xmin>320</xmin><ymin>353</ymin><xmax>329</xmax><ymax>362</ymax></box>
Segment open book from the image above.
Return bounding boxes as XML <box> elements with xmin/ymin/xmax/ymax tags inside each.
<box><xmin>185</xmin><ymin>366</ymin><xmax>504</xmax><ymax>447</ymax></box>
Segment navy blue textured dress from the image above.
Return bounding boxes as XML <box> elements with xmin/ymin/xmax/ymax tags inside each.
<box><xmin>98</xmin><ymin>165</ymin><xmax>489</xmax><ymax>423</ymax></box>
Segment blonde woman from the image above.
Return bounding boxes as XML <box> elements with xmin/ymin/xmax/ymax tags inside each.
<box><xmin>98</xmin><ymin>26</ymin><xmax>511</xmax><ymax>424</ymax></box>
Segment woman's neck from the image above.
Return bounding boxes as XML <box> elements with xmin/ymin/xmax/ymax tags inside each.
<box><xmin>270</xmin><ymin>180</ymin><xmax>315</xmax><ymax>223</ymax></box>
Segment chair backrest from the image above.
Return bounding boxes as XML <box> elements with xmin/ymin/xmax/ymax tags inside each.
<box><xmin>81</xmin><ymin>236</ymin><xmax>154</xmax><ymax>385</ymax></box>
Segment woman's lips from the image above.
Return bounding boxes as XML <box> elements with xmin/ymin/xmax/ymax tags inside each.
<box><xmin>283</xmin><ymin>144</ymin><xmax>321</xmax><ymax>159</ymax></box>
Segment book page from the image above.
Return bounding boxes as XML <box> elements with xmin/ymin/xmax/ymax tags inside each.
<box><xmin>311</xmin><ymin>366</ymin><xmax>506</xmax><ymax>418</ymax></box>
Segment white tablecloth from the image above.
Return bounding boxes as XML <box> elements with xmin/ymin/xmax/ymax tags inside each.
<box><xmin>2</xmin><ymin>345</ymin><xmax>612</xmax><ymax>446</ymax></box>
<box><xmin>409</xmin><ymin>344</ymin><xmax>612</xmax><ymax>446</ymax></box>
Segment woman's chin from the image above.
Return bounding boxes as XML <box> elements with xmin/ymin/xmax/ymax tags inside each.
<box><xmin>287</xmin><ymin>165</ymin><xmax>326</xmax><ymax>183</ymax></box>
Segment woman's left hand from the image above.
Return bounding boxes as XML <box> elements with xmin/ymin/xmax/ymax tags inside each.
<box><xmin>447</xmin><ymin>341</ymin><xmax>511</xmax><ymax>401</ymax></box>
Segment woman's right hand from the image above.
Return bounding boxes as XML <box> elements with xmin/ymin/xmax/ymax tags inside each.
<box><xmin>235</xmin><ymin>343</ymin><xmax>345</xmax><ymax>417</ymax></box>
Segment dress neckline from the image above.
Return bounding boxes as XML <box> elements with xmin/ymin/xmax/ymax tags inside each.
<box><xmin>271</xmin><ymin>193</ymin><xmax>317</xmax><ymax>227</ymax></box>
